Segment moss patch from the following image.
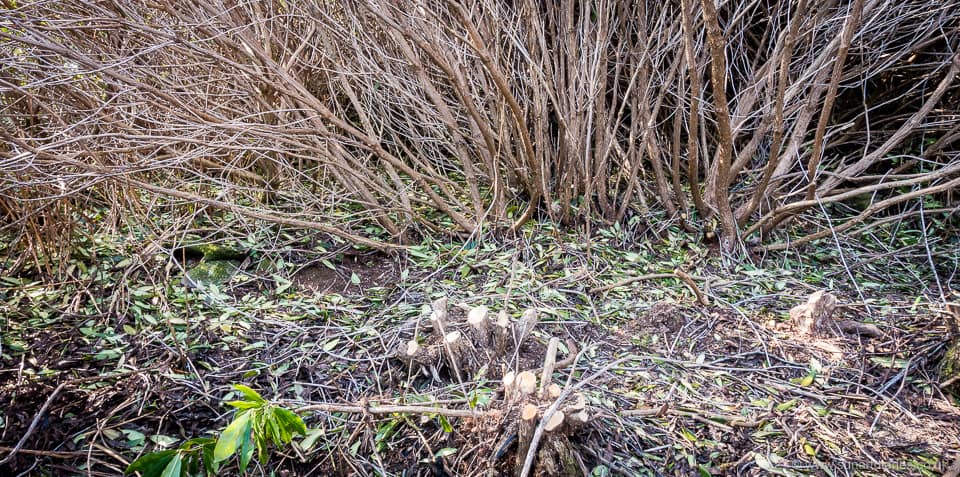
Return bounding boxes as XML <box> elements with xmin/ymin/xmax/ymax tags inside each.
<box><xmin>185</xmin><ymin>244</ymin><xmax>247</xmax><ymax>261</ymax></box>
<box><xmin>940</xmin><ymin>339</ymin><xmax>960</xmax><ymax>396</ymax></box>
<box><xmin>184</xmin><ymin>259</ymin><xmax>240</xmax><ymax>288</ymax></box>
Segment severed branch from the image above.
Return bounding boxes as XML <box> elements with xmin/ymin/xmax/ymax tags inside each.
<box><xmin>675</xmin><ymin>269</ymin><xmax>708</xmax><ymax>306</ymax></box>
<box><xmin>296</xmin><ymin>402</ymin><xmax>487</xmax><ymax>418</ymax></box>
<box><xmin>760</xmin><ymin>175</ymin><xmax>960</xmax><ymax>251</ymax></box>
<box><xmin>590</xmin><ymin>272</ymin><xmax>708</xmax><ymax>294</ymax></box>
<box><xmin>539</xmin><ymin>337</ymin><xmax>559</xmax><ymax>398</ymax></box>
<box><xmin>622</xmin><ymin>406</ymin><xmax>762</xmax><ymax>428</ymax></box>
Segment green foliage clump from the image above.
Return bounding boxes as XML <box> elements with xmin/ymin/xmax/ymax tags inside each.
<box><xmin>125</xmin><ymin>384</ymin><xmax>307</xmax><ymax>477</ymax></box>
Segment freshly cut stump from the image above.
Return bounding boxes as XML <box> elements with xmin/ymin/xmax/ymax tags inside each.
<box><xmin>515</xmin><ymin>404</ymin><xmax>539</xmax><ymax>475</ymax></box>
<box><xmin>790</xmin><ymin>290</ymin><xmax>837</xmax><ymax>336</ymax></box>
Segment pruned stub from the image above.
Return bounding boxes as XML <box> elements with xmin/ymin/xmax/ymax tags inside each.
<box><xmin>393</xmin><ymin>297</ymin><xmax>590</xmax><ymax>476</ymax></box>
<box><xmin>790</xmin><ymin>290</ymin><xmax>837</xmax><ymax>337</ymax></box>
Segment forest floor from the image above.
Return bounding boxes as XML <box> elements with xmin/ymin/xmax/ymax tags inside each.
<box><xmin>1</xmin><ymin>221</ymin><xmax>959</xmax><ymax>476</ymax></box>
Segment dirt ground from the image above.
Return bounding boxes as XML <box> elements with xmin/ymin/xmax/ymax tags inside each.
<box><xmin>2</xmin><ymin>250</ymin><xmax>959</xmax><ymax>476</ymax></box>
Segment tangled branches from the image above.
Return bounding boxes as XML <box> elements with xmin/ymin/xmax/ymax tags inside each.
<box><xmin>1</xmin><ymin>0</ymin><xmax>957</xmax><ymax>262</ymax></box>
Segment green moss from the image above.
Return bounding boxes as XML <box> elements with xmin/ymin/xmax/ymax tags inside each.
<box><xmin>185</xmin><ymin>244</ymin><xmax>246</xmax><ymax>261</ymax></box>
<box><xmin>940</xmin><ymin>340</ymin><xmax>960</xmax><ymax>396</ymax></box>
<box><xmin>185</xmin><ymin>259</ymin><xmax>240</xmax><ymax>288</ymax></box>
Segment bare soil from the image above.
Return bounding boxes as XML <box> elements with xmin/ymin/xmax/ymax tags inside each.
<box><xmin>293</xmin><ymin>254</ymin><xmax>401</xmax><ymax>295</ymax></box>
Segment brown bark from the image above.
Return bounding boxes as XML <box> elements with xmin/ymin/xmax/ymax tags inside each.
<box><xmin>700</xmin><ymin>0</ymin><xmax>738</xmax><ymax>250</ymax></box>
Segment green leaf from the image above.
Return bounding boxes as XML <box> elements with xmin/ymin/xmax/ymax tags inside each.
<box><xmin>374</xmin><ymin>419</ymin><xmax>399</xmax><ymax>451</ymax></box>
<box><xmin>122</xmin><ymin>429</ymin><xmax>146</xmax><ymax>447</ymax></box>
<box><xmin>753</xmin><ymin>453</ymin><xmax>776</xmax><ymax>471</ymax></box>
<box><xmin>300</xmin><ymin>428</ymin><xmax>325</xmax><ymax>450</ymax></box>
<box><xmin>202</xmin><ymin>438</ymin><xmax>218</xmax><ymax>475</ymax></box>
<box><xmin>349</xmin><ymin>439</ymin><xmax>361</xmax><ymax>456</ymax></box>
<box><xmin>269</xmin><ymin>409</ymin><xmax>292</xmax><ymax>444</ymax></box>
<box><xmin>775</xmin><ymin>399</ymin><xmax>798</xmax><ymax>412</ymax></box>
<box><xmin>273</xmin><ymin>275</ymin><xmax>292</xmax><ymax>294</ymax></box>
<box><xmin>252</xmin><ymin>411</ymin><xmax>268</xmax><ymax>463</ymax></box>
<box><xmin>214</xmin><ymin>411</ymin><xmax>252</xmax><ymax>462</ymax></box>
<box><xmin>159</xmin><ymin>453</ymin><xmax>182</xmax><ymax>477</ymax></box>
<box><xmin>322</xmin><ymin>338</ymin><xmax>340</xmax><ymax>352</ymax></box>
<box><xmin>184</xmin><ymin>450</ymin><xmax>201</xmax><ymax>476</ymax></box>
<box><xmin>274</xmin><ymin>408</ymin><xmax>307</xmax><ymax>436</ymax></box>
<box><xmin>266</xmin><ymin>413</ymin><xmax>283</xmax><ymax>446</ymax></box>
<box><xmin>226</xmin><ymin>400</ymin><xmax>262</xmax><ymax>410</ymax></box>
<box><xmin>809</xmin><ymin>357</ymin><xmax>823</xmax><ymax>373</ymax></box>
<box><xmin>232</xmin><ymin>384</ymin><xmax>266</xmax><ymax>404</ymax></box>
<box><xmin>435</xmin><ymin>447</ymin><xmax>457</xmax><ymax>458</ymax></box>
<box><xmin>257</xmin><ymin>431</ymin><xmax>269</xmax><ymax>464</ymax></box>
<box><xmin>148</xmin><ymin>434</ymin><xmax>179</xmax><ymax>448</ymax></box>
<box><xmin>590</xmin><ymin>465</ymin><xmax>611</xmax><ymax>477</ymax></box>
<box><xmin>239</xmin><ymin>423</ymin><xmax>255</xmax><ymax>474</ymax></box>
<box><xmin>407</xmin><ymin>246</ymin><xmax>432</xmax><ymax>260</ymax></box>
<box><xmin>125</xmin><ymin>450</ymin><xmax>177</xmax><ymax>476</ymax></box>
<box><xmin>869</xmin><ymin>356</ymin><xmax>910</xmax><ymax>369</ymax></box>
<box><xmin>350</xmin><ymin>272</ymin><xmax>360</xmax><ymax>285</ymax></box>
<box><xmin>437</xmin><ymin>415</ymin><xmax>453</xmax><ymax>433</ymax></box>
<box><xmin>181</xmin><ymin>437</ymin><xmax>215</xmax><ymax>450</ymax></box>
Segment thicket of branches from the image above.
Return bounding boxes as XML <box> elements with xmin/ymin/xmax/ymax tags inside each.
<box><xmin>1</xmin><ymin>0</ymin><xmax>958</xmax><ymax>266</ymax></box>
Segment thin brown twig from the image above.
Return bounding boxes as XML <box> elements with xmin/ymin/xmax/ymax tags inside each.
<box><xmin>295</xmin><ymin>403</ymin><xmax>487</xmax><ymax>419</ymax></box>
<box><xmin>590</xmin><ymin>272</ymin><xmax>709</xmax><ymax>294</ymax></box>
